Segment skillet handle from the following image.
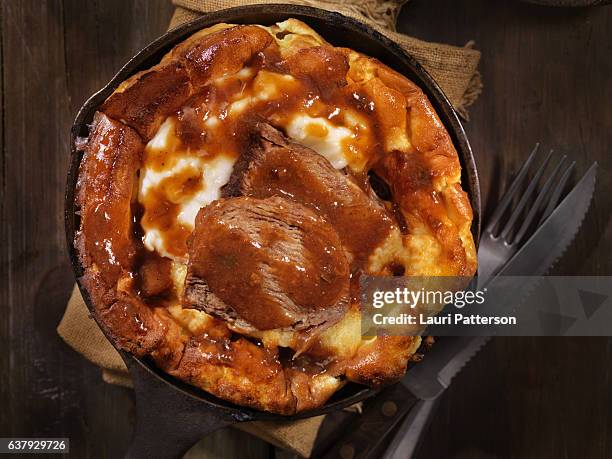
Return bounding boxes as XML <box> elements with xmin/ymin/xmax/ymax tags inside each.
<box><xmin>124</xmin><ymin>356</ymin><xmax>239</xmax><ymax>459</ymax></box>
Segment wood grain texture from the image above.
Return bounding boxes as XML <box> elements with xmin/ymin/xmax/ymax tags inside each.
<box><xmin>0</xmin><ymin>0</ymin><xmax>610</xmax><ymax>458</ymax></box>
<box><xmin>0</xmin><ymin>1</ymin><xmax>270</xmax><ymax>458</ymax></box>
<box><xmin>398</xmin><ymin>1</ymin><xmax>612</xmax><ymax>458</ymax></box>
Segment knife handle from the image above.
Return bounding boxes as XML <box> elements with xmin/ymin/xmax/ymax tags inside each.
<box><xmin>381</xmin><ymin>398</ymin><xmax>441</xmax><ymax>459</ymax></box>
<box><xmin>319</xmin><ymin>383</ymin><xmax>418</xmax><ymax>459</ymax></box>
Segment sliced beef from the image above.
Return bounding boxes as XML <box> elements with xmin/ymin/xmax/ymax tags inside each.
<box><xmin>184</xmin><ymin>196</ymin><xmax>349</xmax><ymax>332</ymax></box>
<box><xmin>224</xmin><ymin>123</ymin><xmax>396</xmax><ymax>268</ymax></box>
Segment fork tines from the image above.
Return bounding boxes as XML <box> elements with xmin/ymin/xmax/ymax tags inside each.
<box><xmin>487</xmin><ymin>144</ymin><xmax>576</xmax><ymax>245</ymax></box>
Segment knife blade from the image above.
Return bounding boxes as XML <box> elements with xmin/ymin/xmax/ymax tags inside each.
<box><xmin>320</xmin><ymin>163</ymin><xmax>597</xmax><ymax>459</ymax></box>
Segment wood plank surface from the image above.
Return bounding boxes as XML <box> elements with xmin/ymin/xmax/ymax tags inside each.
<box><xmin>0</xmin><ymin>0</ymin><xmax>610</xmax><ymax>458</ymax></box>
<box><xmin>0</xmin><ymin>1</ymin><xmax>270</xmax><ymax>458</ymax></box>
<box><xmin>399</xmin><ymin>1</ymin><xmax>612</xmax><ymax>458</ymax></box>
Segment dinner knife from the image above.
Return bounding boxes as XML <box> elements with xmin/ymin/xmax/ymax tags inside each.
<box><xmin>320</xmin><ymin>162</ymin><xmax>597</xmax><ymax>459</ymax></box>
<box><xmin>378</xmin><ymin>162</ymin><xmax>597</xmax><ymax>459</ymax></box>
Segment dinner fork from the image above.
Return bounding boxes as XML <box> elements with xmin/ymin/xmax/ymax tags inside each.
<box><xmin>477</xmin><ymin>143</ymin><xmax>575</xmax><ymax>284</ymax></box>
<box><xmin>378</xmin><ymin>147</ymin><xmax>584</xmax><ymax>459</ymax></box>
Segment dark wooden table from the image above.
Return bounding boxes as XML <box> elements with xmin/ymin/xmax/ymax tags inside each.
<box><xmin>0</xmin><ymin>1</ymin><xmax>610</xmax><ymax>458</ymax></box>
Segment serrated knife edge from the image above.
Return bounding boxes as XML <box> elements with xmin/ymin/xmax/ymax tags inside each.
<box><xmin>437</xmin><ymin>336</ymin><xmax>489</xmax><ymax>387</ymax></box>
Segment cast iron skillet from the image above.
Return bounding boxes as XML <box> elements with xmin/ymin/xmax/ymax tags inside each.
<box><xmin>65</xmin><ymin>5</ymin><xmax>481</xmax><ymax>458</ymax></box>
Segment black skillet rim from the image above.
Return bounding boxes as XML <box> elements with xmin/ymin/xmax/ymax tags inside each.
<box><xmin>64</xmin><ymin>3</ymin><xmax>481</xmax><ymax>422</ymax></box>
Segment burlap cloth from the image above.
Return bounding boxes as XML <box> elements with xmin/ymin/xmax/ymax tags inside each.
<box><xmin>58</xmin><ymin>1</ymin><xmax>481</xmax><ymax>457</ymax></box>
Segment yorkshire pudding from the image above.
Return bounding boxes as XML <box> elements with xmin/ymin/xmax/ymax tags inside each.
<box><xmin>73</xmin><ymin>19</ymin><xmax>477</xmax><ymax>414</ymax></box>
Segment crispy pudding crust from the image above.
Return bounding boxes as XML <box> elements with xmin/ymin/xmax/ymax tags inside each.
<box><xmin>75</xmin><ymin>19</ymin><xmax>477</xmax><ymax>414</ymax></box>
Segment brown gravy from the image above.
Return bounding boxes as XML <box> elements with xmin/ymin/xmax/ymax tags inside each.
<box><xmin>138</xmin><ymin>45</ymin><xmax>412</xmax><ymax>265</ymax></box>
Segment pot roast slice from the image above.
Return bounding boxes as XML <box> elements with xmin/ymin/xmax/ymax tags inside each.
<box><xmin>224</xmin><ymin>123</ymin><xmax>396</xmax><ymax>268</ymax></box>
<box><xmin>184</xmin><ymin>196</ymin><xmax>350</xmax><ymax>332</ymax></box>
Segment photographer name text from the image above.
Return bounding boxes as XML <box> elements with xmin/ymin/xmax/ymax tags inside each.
<box><xmin>371</xmin><ymin>312</ymin><xmax>517</xmax><ymax>326</ymax></box>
